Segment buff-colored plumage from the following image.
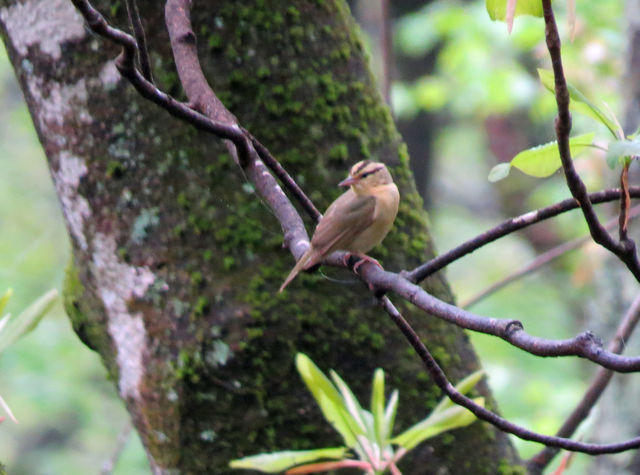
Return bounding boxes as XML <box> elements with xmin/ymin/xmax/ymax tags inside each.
<box><xmin>279</xmin><ymin>160</ymin><xmax>400</xmax><ymax>292</ymax></box>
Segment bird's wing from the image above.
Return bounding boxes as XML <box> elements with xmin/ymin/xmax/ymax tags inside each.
<box><xmin>311</xmin><ymin>190</ymin><xmax>376</xmax><ymax>257</ymax></box>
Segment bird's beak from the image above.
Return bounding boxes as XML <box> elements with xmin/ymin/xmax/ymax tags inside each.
<box><xmin>339</xmin><ymin>176</ymin><xmax>358</xmax><ymax>187</ymax></box>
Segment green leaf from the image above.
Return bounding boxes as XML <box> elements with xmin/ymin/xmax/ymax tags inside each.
<box><xmin>229</xmin><ymin>447</ymin><xmax>349</xmax><ymax>473</ymax></box>
<box><xmin>329</xmin><ymin>370</ymin><xmax>369</xmax><ymax>438</ymax></box>
<box><xmin>383</xmin><ymin>389</ymin><xmax>399</xmax><ymax>442</ymax></box>
<box><xmin>391</xmin><ymin>397</ymin><xmax>485</xmax><ymax>451</ymax></box>
<box><xmin>537</xmin><ymin>69</ymin><xmax>620</xmax><ymax>137</ymax></box>
<box><xmin>295</xmin><ymin>354</ymin><xmax>358</xmax><ymax>447</ymax></box>
<box><xmin>510</xmin><ymin>133</ymin><xmax>594</xmax><ymax>178</ymax></box>
<box><xmin>371</xmin><ymin>368</ymin><xmax>385</xmax><ymax>446</ymax></box>
<box><xmin>0</xmin><ymin>289</ymin><xmax>57</xmax><ymax>354</ymax></box>
<box><xmin>606</xmin><ymin>139</ymin><xmax>640</xmax><ymax>168</ymax></box>
<box><xmin>486</xmin><ymin>0</ymin><xmax>543</xmax><ymax>21</ymax></box>
<box><xmin>0</xmin><ymin>288</ymin><xmax>13</xmax><ymax>316</ymax></box>
<box><xmin>488</xmin><ymin>163</ymin><xmax>512</xmax><ymax>182</ymax></box>
<box><xmin>433</xmin><ymin>370</ymin><xmax>485</xmax><ymax>414</ymax></box>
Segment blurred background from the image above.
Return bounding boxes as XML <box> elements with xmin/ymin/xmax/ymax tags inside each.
<box><xmin>1</xmin><ymin>0</ymin><xmax>638</xmax><ymax>473</ymax></box>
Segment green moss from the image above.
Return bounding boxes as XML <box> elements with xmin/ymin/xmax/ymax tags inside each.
<box><xmin>190</xmin><ymin>271</ymin><xmax>203</xmax><ymax>287</ymax></box>
<box><xmin>63</xmin><ymin>260</ymin><xmax>85</xmax><ymax>323</ymax></box>
<box><xmin>498</xmin><ymin>459</ymin><xmax>528</xmax><ymax>475</ymax></box>
<box><xmin>193</xmin><ymin>296</ymin><xmax>210</xmax><ymax>317</ymax></box>
<box><xmin>63</xmin><ymin>260</ymin><xmax>118</xmax><ymax>381</ymax></box>
<box><xmin>106</xmin><ymin>160</ymin><xmax>125</xmax><ymax>179</ymax></box>
<box><xmin>176</xmin><ymin>191</ymin><xmax>190</xmax><ymax>209</ymax></box>
<box><xmin>223</xmin><ymin>256</ymin><xmax>235</xmax><ymax>270</ymax></box>
<box><xmin>328</xmin><ymin>143</ymin><xmax>348</xmax><ymax>161</ymax></box>
<box><xmin>176</xmin><ymin>349</ymin><xmax>202</xmax><ymax>383</ymax></box>
<box><xmin>257</xmin><ymin>66</ymin><xmax>271</xmax><ymax>79</ymax></box>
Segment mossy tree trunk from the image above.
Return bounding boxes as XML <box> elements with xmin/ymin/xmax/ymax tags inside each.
<box><xmin>0</xmin><ymin>0</ymin><xmax>523</xmax><ymax>473</ymax></box>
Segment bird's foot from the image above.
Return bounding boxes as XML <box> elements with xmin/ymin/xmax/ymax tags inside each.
<box><xmin>343</xmin><ymin>253</ymin><xmax>382</xmax><ymax>275</ymax></box>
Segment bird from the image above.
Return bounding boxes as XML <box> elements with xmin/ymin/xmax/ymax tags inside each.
<box><xmin>279</xmin><ymin>160</ymin><xmax>400</xmax><ymax>293</ymax></box>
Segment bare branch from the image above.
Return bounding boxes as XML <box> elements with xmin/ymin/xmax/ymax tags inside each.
<box><xmin>100</xmin><ymin>422</ymin><xmax>132</xmax><ymax>475</ymax></box>
<box><xmin>124</xmin><ymin>0</ymin><xmax>153</xmax><ymax>83</ymax></box>
<box><xmin>337</xmin><ymin>261</ymin><xmax>640</xmax><ymax>372</ymax></box>
<box><xmin>620</xmin><ymin>164</ymin><xmax>631</xmax><ymax>241</ymax></box>
<box><xmin>71</xmin><ymin>0</ymin><xmax>317</xmax><ymax>257</ymax></box>
<box><xmin>529</xmin><ymin>295</ymin><xmax>640</xmax><ymax>471</ymax></box>
<box><xmin>462</xmin><ymin>205</ymin><xmax>640</xmax><ymax>308</ymax></box>
<box><xmin>244</xmin><ymin>129</ymin><xmax>322</xmax><ymax>223</ymax></box>
<box><xmin>542</xmin><ymin>0</ymin><xmax>640</xmax><ymax>281</ymax></box>
<box><xmin>379</xmin><ymin>296</ymin><xmax>640</xmax><ymax>455</ymax></box>
<box><xmin>408</xmin><ymin>188</ymin><xmax>640</xmax><ymax>284</ymax></box>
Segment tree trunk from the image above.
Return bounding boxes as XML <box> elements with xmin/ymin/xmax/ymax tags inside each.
<box><xmin>0</xmin><ymin>0</ymin><xmax>522</xmax><ymax>473</ymax></box>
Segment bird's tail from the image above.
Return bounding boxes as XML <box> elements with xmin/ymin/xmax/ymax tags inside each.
<box><xmin>279</xmin><ymin>248</ymin><xmax>314</xmax><ymax>293</ymax></box>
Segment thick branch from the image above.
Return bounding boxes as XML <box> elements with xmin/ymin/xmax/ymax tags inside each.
<box><xmin>341</xmin><ymin>262</ymin><xmax>640</xmax><ymax>372</ymax></box>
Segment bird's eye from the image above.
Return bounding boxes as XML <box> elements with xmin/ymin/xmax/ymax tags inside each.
<box><xmin>360</xmin><ymin>166</ymin><xmax>383</xmax><ymax>178</ymax></box>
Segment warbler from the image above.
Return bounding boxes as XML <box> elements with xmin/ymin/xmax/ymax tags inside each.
<box><xmin>279</xmin><ymin>160</ymin><xmax>399</xmax><ymax>292</ymax></box>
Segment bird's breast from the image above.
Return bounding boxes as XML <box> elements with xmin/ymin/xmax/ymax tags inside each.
<box><xmin>348</xmin><ymin>184</ymin><xmax>399</xmax><ymax>253</ymax></box>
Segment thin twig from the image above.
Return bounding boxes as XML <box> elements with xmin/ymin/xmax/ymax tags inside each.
<box><xmin>379</xmin><ymin>295</ymin><xmax>640</xmax><ymax>455</ymax></box>
<box><xmin>408</xmin><ymin>188</ymin><xmax>640</xmax><ymax>283</ymax></box>
<box><xmin>462</xmin><ymin>204</ymin><xmax>640</xmax><ymax>308</ymax></box>
<box><xmin>124</xmin><ymin>0</ymin><xmax>153</xmax><ymax>82</ymax></box>
<box><xmin>100</xmin><ymin>422</ymin><xmax>133</xmax><ymax>475</ymax></box>
<box><xmin>244</xmin><ymin>128</ymin><xmax>322</xmax><ymax>223</ymax></box>
<box><xmin>528</xmin><ymin>294</ymin><xmax>640</xmax><ymax>472</ymax></box>
<box><xmin>620</xmin><ymin>163</ymin><xmax>631</xmax><ymax>241</ymax></box>
<box><xmin>542</xmin><ymin>0</ymin><xmax>640</xmax><ymax>281</ymax></box>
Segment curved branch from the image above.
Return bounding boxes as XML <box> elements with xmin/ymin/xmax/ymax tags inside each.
<box><xmin>342</xmin><ymin>262</ymin><xmax>640</xmax><ymax>372</ymax></box>
<box><xmin>462</xmin><ymin>204</ymin><xmax>640</xmax><ymax>308</ymax></box>
<box><xmin>408</xmin><ymin>188</ymin><xmax>640</xmax><ymax>283</ymax></box>
<box><xmin>379</xmin><ymin>296</ymin><xmax>640</xmax><ymax>455</ymax></box>
<box><xmin>528</xmin><ymin>294</ymin><xmax>640</xmax><ymax>471</ymax></box>
<box><xmin>542</xmin><ymin>0</ymin><xmax>640</xmax><ymax>281</ymax></box>
<box><xmin>124</xmin><ymin>0</ymin><xmax>153</xmax><ymax>82</ymax></box>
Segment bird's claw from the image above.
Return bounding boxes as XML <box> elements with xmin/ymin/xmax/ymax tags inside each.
<box><xmin>343</xmin><ymin>253</ymin><xmax>382</xmax><ymax>275</ymax></box>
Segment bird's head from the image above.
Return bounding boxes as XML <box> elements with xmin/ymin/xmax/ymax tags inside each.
<box><xmin>339</xmin><ymin>161</ymin><xmax>393</xmax><ymax>194</ymax></box>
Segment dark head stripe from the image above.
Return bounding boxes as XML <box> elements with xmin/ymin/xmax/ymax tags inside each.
<box><xmin>352</xmin><ymin>160</ymin><xmax>372</xmax><ymax>175</ymax></box>
<box><xmin>359</xmin><ymin>165</ymin><xmax>384</xmax><ymax>178</ymax></box>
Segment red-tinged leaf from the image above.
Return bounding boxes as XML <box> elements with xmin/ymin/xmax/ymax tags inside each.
<box><xmin>286</xmin><ymin>459</ymin><xmax>370</xmax><ymax>474</ymax></box>
<box><xmin>550</xmin><ymin>451</ymin><xmax>575</xmax><ymax>475</ymax></box>
<box><xmin>229</xmin><ymin>447</ymin><xmax>349</xmax><ymax>473</ymax></box>
<box><xmin>506</xmin><ymin>0</ymin><xmax>517</xmax><ymax>33</ymax></box>
<box><xmin>486</xmin><ymin>0</ymin><xmax>544</xmax><ymax>23</ymax></box>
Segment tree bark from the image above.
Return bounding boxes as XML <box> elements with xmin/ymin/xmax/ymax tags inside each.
<box><xmin>0</xmin><ymin>0</ymin><xmax>522</xmax><ymax>473</ymax></box>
